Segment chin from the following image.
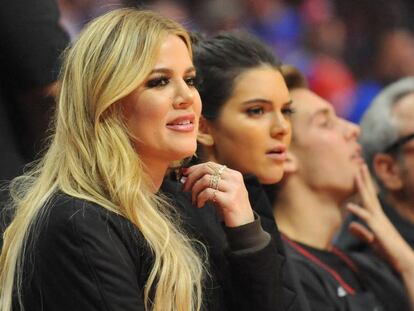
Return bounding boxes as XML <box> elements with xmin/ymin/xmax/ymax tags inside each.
<box><xmin>170</xmin><ymin>144</ymin><xmax>197</xmax><ymax>162</ymax></box>
<box><xmin>335</xmin><ymin>184</ymin><xmax>356</xmax><ymax>203</ymax></box>
<box><xmin>258</xmin><ymin>170</ymin><xmax>284</xmax><ymax>185</ymax></box>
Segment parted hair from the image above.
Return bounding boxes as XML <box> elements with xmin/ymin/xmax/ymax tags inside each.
<box><xmin>192</xmin><ymin>31</ymin><xmax>282</xmax><ymax>120</ymax></box>
<box><xmin>0</xmin><ymin>8</ymin><xmax>203</xmax><ymax>311</ymax></box>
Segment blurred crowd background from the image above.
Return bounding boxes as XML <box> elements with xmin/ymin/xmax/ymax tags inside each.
<box><xmin>58</xmin><ymin>0</ymin><xmax>414</xmax><ymax>123</ymax></box>
<box><xmin>2</xmin><ymin>0</ymin><xmax>414</xmax><ymax>182</ymax></box>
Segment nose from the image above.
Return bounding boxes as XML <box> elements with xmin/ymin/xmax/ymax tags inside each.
<box><xmin>270</xmin><ymin>112</ymin><xmax>290</xmax><ymax>138</ymax></box>
<box><xmin>344</xmin><ymin>119</ymin><xmax>360</xmax><ymax>140</ymax></box>
<box><xmin>173</xmin><ymin>80</ymin><xmax>194</xmax><ymax>109</ymax></box>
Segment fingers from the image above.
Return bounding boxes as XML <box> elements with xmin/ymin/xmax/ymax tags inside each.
<box><xmin>182</xmin><ymin>162</ymin><xmax>225</xmax><ymax>192</ymax></box>
<box><xmin>354</xmin><ymin>164</ymin><xmax>381</xmax><ymax>214</ymax></box>
<box><xmin>346</xmin><ymin>202</ymin><xmax>370</xmax><ymax>223</ymax></box>
<box><xmin>182</xmin><ymin>161</ymin><xmax>227</xmax><ymax>206</ymax></box>
<box><xmin>190</xmin><ymin>173</ymin><xmax>211</xmax><ymax>204</ymax></box>
<box><xmin>196</xmin><ymin>187</ymin><xmax>221</xmax><ymax>208</ymax></box>
<box><xmin>348</xmin><ymin>221</ymin><xmax>375</xmax><ymax>244</ymax></box>
<box><xmin>191</xmin><ymin>174</ymin><xmax>228</xmax><ymax>205</ymax></box>
<box><xmin>361</xmin><ymin>164</ymin><xmax>377</xmax><ymax>198</ymax></box>
<box><xmin>354</xmin><ymin>166</ymin><xmax>371</xmax><ymax>208</ymax></box>
<box><xmin>182</xmin><ymin>162</ymin><xmax>254</xmax><ymax>227</ymax></box>
<box><xmin>181</xmin><ymin>163</ymin><xmax>214</xmax><ymax>192</ymax></box>
<box><xmin>347</xmin><ymin>200</ymin><xmax>389</xmax><ymax>239</ymax></box>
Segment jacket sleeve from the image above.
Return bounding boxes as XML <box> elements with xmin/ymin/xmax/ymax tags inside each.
<box><xmin>225</xmin><ymin>235</ymin><xmax>281</xmax><ymax>310</ymax></box>
<box><xmin>223</xmin><ymin>214</ymin><xmax>281</xmax><ymax>311</ymax></box>
<box><xmin>30</xmin><ymin>205</ymin><xmax>147</xmax><ymax>311</ymax></box>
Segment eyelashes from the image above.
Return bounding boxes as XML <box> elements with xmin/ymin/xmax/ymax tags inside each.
<box><xmin>246</xmin><ymin>106</ymin><xmax>265</xmax><ymax>116</ymax></box>
<box><xmin>184</xmin><ymin>76</ymin><xmax>197</xmax><ymax>87</ymax></box>
<box><xmin>146</xmin><ymin>77</ymin><xmax>169</xmax><ymax>88</ymax></box>
<box><xmin>245</xmin><ymin>106</ymin><xmax>296</xmax><ymax>117</ymax></box>
<box><xmin>145</xmin><ymin>75</ymin><xmax>198</xmax><ymax>88</ymax></box>
<box><xmin>282</xmin><ymin>106</ymin><xmax>296</xmax><ymax>116</ymax></box>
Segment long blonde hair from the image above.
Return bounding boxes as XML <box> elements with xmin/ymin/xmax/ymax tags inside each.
<box><xmin>0</xmin><ymin>8</ymin><xmax>204</xmax><ymax>311</ymax></box>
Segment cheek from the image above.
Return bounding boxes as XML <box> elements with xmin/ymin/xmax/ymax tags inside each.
<box><xmin>224</xmin><ymin>124</ymin><xmax>262</xmax><ymax>150</ymax></box>
<box><xmin>212</xmin><ymin>123</ymin><xmax>258</xmax><ymax>166</ymax></box>
<box><xmin>126</xmin><ymin>95</ymin><xmax>169</xmax><ymax>137</ymax></box>
<box><xmin>285</xmin><ymin>125</ymin><xmax>293</xmax><ymax>146</ymax></box>
<box><xmin>309</xmin><ymin>132</ymin><xmax>346</xmax><ymax>155</ymax></box>
<box><xmin>137</xmin><ymin>93</ymin><xmax>171</xmax><ymax>123</ymax></box>
<box><xmin>193</xmin><ymin>92</ymin><xmax>202</xmax><ymax>117</ymax></box>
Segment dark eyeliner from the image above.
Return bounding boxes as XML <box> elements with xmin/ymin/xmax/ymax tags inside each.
<box><xmin>146</xmin><ymin>76</ymin><xmax>169</xmax><ymax>88</ymax></box>
<box><xmin>282</xmin><ymin>106</ymin><xmax>296</xmax><ymax>116</ymax></box>
<box><xmin>185</xmin><ymin>76</ymin><xmax>197</xmax><ymax>87</ymax></box>
<box><xmin>282</xmin><ymin>102</ymin><xmax>295</xmax><ymax>116</ymax></box>
<box><xmin>246</xmin><ymin>106</ymin><xmax>265</xmax><ymax>116</ymax></box>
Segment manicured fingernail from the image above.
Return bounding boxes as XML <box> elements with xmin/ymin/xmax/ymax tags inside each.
<box><xmin>180</xmin><ymin>176</ymin><xmax>187</xmax><ymax>184</ymax></box>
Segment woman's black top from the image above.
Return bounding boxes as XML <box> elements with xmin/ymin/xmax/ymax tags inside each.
<box><xmin>14</xmin><ymin>192</ymin><xmax>153</xmax><ymax>310</ymax></box>
<box><xmin>13</xmin><ymin>176</ymin><xmax>306</xmax><ymax>310</ymax></box>
<box><xmin>163</xmin><ymin>176</ymin><xmax>311</xmax><ymax>310</ymax></box>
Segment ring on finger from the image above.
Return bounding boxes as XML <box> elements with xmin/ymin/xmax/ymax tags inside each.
<box><xmin>209</xmin><ymin>164</ymin><xmax>226</xmax><ymax>177</ymax></box>
<box><xmin>211</xmin><ymin>189</ymin><xmax>218</xmax><ymax>203</ymax></box>
<box><xmin>217</xmin><ymin>165</ymin><xmax>226</xmax><ymax>177</ymax></box>
<box><xmin>209</xmin><ymin>174</ymin><xmax>220</xmax><ymax>190</ymax></box>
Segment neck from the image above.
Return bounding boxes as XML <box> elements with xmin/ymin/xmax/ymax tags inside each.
<box><xmin>142</xmin><ymin>159</ymin><xmax>169</xmax><ymax>193</ymax></box>
<box><xmin>200</xmin><ymin>146</ymin><xmax>218</xmax><ymax>164</ymax></box>
<box><xmin>274</xmin><ymin>177</ymin><xmax>344</xmax><ymax>250</ymax></box>
<box><xmin>385</xmin><ymin>191</ymin><xmax>414</xmax><ymax>224</ymax></box>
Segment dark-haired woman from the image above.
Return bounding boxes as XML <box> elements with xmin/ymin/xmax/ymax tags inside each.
<box><xmin>177</xmin><ymin>31</ymin><xmax>310</xmax><ymax>311</ymax></box>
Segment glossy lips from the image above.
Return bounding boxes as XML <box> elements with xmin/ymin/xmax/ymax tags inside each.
<box><xmin>166</xmin><ymin>114</ymin><xmax>195</xmax><ymax>132</ymax></box>
<box><xmin>266</xmin><ymin>145</ymin><xmax>287</xmax><ymax>161</ymax></box>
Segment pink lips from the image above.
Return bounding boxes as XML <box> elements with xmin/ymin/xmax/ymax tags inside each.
<box><xmin>166</xmin><ymin>114</ymin><xmax>195</xmax><ymax>132</ymax></box>
<box><xmin>266</xmin><ymin>145</ymin><xmax>287</xmax><ymax>161</ymax></box>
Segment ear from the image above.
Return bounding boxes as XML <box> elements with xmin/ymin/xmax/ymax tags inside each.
<box><xmin>283</xmin><ymin>150</ymin><xmax>299</xmax><ymax>174</ymax></box>
<box><xmin>197</xmin><ymin>116</ymin><xmax>215</xmax><ymax>147</ymax></box>
<box><xmin>372</xmin><ymin>153</ymin><xmax>403</xmax><ymax>191</ymax></box>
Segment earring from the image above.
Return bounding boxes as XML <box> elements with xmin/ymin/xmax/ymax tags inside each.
<box><xmin>204</xmin><ymin>136</ymin><xmax>214</xmax><ymax>146</ymax></box>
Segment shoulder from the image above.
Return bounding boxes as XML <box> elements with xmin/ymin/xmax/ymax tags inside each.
<box><xmin>348</xmin><ymin>251</ymin><xmax>411</xmax><ymax>310</ymax></box>
<box><xmin>44</xmin><ymin>193</ymin><xmax>134</xmax><ymax>230</ymax></box>
<box><xmin>21</xmin><ymin>193</ymin><xmax>151</xmax><ymax>310</ymax></box>
<box><xmin>34</xmin><ymin>192</ymin><xmax>148</xmax><ymax>260</ymax></box>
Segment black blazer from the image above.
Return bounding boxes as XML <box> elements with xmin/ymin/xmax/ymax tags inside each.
<box><xmin>14</xmin><ymin>176</ymin><xmax>309</xmax><ymax>310</ymax></box>
<box><xmin>161</xmin><ymin>177</ymin><xmax>283</xmax><ymax>310</ymax></box>
<box><xmin>242</xmin><ymin>176</ymin><xmax>311</xmax><ymax>311</ymax></box>
<box><xmin>163</xmin><ymin>175</ymin><xmax>310</xmax><ymax>311</ymax></box>
<box><xmin>15</xmin><ymin>193</ymin><xmax>153</xmax><ymax>310</ymax></box>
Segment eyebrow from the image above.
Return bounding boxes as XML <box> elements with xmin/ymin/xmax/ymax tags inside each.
<box><xmin>149</xmin><ymin>66</ymin><xmax>196</xmax><ymax>75</ymax></box>
<box><xmin>309</xmin><ymin>108</ymin><xmax>333</xmax><ymax>123</ymax></box>
<box><xmin>241</xmin><ymin>98</ymin><xmax>293</xmax><ymax>106</ymax></box>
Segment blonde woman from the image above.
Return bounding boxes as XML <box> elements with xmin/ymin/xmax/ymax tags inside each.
<box><xmin>0</xmin><ymin>8</ymin><xmax>261</xmax><ymax>311</ymax></box>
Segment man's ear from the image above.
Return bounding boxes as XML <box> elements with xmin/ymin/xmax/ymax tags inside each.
<box><xmin>372</xmin><ymin>153</ymin><xmax>403</xmax><ymax>191</ymax></box>
<box><xmin>283</xmin><ymin>150</ymin><xmax>299</xmax><ymax>174</ymax></box>
<box><xmin>197</xmin><ymin>116</ymin><xmax>215</xmax><ymax>147</ymax></box>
